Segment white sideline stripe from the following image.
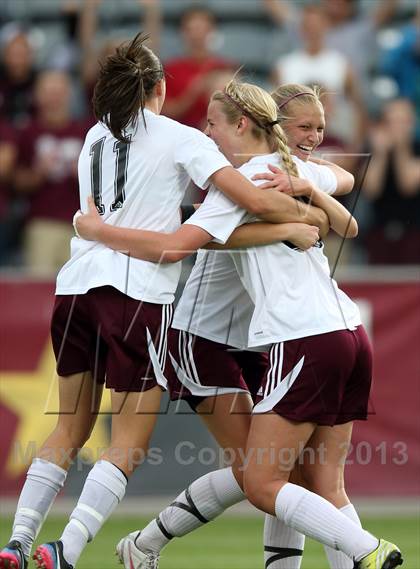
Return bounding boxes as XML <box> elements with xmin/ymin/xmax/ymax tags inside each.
<box><xmin>169</xmin><ymin>352</ymin><xmax>248</xmax><ymax>397</ymax></box>
<box><xmin>2</xmin><ymin>497</ymin><xmax>417</xmax><ymax>517</ymax></box>
<box><xmin>146</xmin><ymin>327</ymin><xmax>168</xmax><ymax>389</ymax></box>
<box><xmin>69</xmin><ymin>518</ymin><xmax>90</xmax><ymax>541</ymax></box>
<box><xmin>77</xmin><ymin>503</ymin><xmax>104</xmax><ymax>523</ymax></box>
<box><xmin>254</xmin><ymin>356</ymin><xmax>305</xmax><ymax>414</ymax></box>
<box><xmin>17</xmin><ymin>507</ymin><xmax>43</xmax><ymax>521</ymax></box>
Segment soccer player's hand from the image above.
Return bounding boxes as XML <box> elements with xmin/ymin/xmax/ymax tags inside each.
<box><xmin>252</xmin><ymin>164</ymin><xmax>313</xmax><ymax>197</ymax></box>
<box><xmin>287</xmin><ymin>223</ymin><xmax>320</xmax><ymax>251</ymax></box>
<box><xmin>73</xmin><ymin>196</ymin><xmax>104</xmax><ymax>240</ymax></box>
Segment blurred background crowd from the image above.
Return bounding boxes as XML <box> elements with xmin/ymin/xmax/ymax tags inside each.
<box><xmin>0</xmin><ymin>0</ymin><xmax>419</xmax><ymax>276</ymax></box>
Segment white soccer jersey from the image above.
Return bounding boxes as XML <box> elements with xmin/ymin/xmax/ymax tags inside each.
<box><xmin>176</xmin><ymin>153</ymin><xmax>360</xmax><ymax>346</ymax></box>
<box><xmin>172</xmin><ymin>249</ymin><xmax>254</xmax><ymax>349</ymax></box>
<box><xmin>56</xmin><ymin>108</ymin><xmax>230</xmax><ymax>303</ymax></box>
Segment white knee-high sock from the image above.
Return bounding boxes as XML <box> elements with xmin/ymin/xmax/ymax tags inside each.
<box><xmin>263</xmin><ymin>514</ymin><xmax>304</xmax><ymax>569</ymax></box>
<box><xmin>324</xmin><ymin>504</ymin><xmax>362</xmax><ymax>568</ymax></box>
<box><xmin>11</xmin><ymin>458</ymin><xmax>67</xmax><ymax>559</ymax></box>
<box><xmin>135</xmin><ymin>467</ymin><xmax>245</xmax><ymax>555</ymax></box>
<box><xmin>60</xmin><ymin>460</ymin><xmax>127</xmax><ymax>566</ymax></box>
<box><xmin>274</xmin><ymin>484</ymin><xmax>378</xmax><ymax>562</ymax></box>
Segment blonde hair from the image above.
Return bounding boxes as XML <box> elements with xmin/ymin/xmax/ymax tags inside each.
<box><xmin>211</xmin><ymin>79</ymin><xmax>299</xmax><ymax>178</ymax></box>
<box><xmin>271</xmin><ymin>83</ymin><xmax>324</xmax><ymax>126</ymax></box>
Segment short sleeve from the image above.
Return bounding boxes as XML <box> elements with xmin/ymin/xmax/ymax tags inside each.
<box><xmin>184</xmin><ymin>185</ymin><xmax>247</xmax><ymax>244</ymax></box>
<box><xmin>174</xmin><ymin>127</ymin><xmax>231</xmax><ymax>190</ymax></box>
<box><xmin>310</xmin><ymin>163</ymin><xmax>337</xmax><ymax>195</ymax></box>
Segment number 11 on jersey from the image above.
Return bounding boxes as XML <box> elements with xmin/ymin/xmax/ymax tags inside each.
<box><xmin>89</xmin><ymin>135</ymin><xmax>131</xmax><ymax>214</ymax></box>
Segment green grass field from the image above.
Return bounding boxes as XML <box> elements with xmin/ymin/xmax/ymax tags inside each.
<box><xmin>1</xmin><ymin>515</ymin><xmax>419</xmax><ymax>568</ymax></box>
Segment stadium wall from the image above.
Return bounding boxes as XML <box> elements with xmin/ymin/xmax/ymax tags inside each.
<box><xmin>0</xmin><ymin>273</ymin><xmax>419</xmax><ymax>498</ymax></box>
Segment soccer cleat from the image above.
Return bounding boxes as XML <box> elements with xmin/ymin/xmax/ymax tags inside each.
<box><xmin>116</xmin><ymin>532</ymin><xmax>159</xmax><ymax>569</ymax></box>
<box><xmin>355</xmin><ymin>539</ymin><xmax>403</xmax><ymax>569</ymax></box>
<box><xmin>0</xmin><ymin>541</ymin><xmax>28</xmax><ymax>569</ymax></box>
<box><xmin>32</xmin><ymin>541</ymin><xmax>73</xmax><ymax>569</ymax></box>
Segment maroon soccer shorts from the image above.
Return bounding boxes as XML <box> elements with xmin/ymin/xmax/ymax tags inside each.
<box><xmin>253</xmin><ymin>326</ymin><xmax>373</xmax><ymax>426</ymax></box>
<box><xmin>51</xmin><ymin>286</ymin><xmax>173</xmax><ymax>392</ymax></box>
<box><xmin>167</xmin><ymin>329</ymin><xmax>268</xmax><ymax>409</ymax></box>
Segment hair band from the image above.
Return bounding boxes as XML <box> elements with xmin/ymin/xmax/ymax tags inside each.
<box><xmin>277</xmin><ymin>92</ymin><xmax>315</xmax><ymax>110</ymax></box>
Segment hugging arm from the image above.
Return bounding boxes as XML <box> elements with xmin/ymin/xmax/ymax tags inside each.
<box><xmin>308</xmin><ymin>156</ymin><xmax>355</xmax><ymax>195</ymax></box>
<box><xmin>76</xmin><ymin>197</ymin><xmax>212</xmax><ymax>263</ymax></box>
<box><xmin>210</xmin><ymin>166</ymin><xmax>326</xmax><ymax>221</ymax></box>
<box><xmin>309</xmin><ymin>188</ymin><xmax>358</xmax><ymax>238</ymax></box>
<box><xmin>206</xmin><ymin>221</ymin><xmax>320</xmax><ymax>251</ymax></box>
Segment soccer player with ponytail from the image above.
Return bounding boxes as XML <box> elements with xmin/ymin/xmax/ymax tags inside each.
<box><xmin>72</xmin><ymin>79</ymin><xmax>401</xmax><ymax>569</ymax></box>
<box><xmin>0</xmin><ymin>34</ymin><xmax>324</xmax><ymax>569</ymax></box>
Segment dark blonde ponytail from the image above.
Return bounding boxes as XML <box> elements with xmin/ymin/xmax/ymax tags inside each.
<box><xmin>93</xmin><ymin>32</ymin><xmax>164</xmax><ymax>143</ymax></box>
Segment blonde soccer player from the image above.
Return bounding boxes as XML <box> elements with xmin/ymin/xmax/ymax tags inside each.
<box><xmin>74</xmin><ymin>78</ymin><xmax>402</xmax><ymax>569</ymax></box>
<box><xmin>0</xmin><ymin>33</ymin><xmax>323</xmax><ymax>569</ymax></box>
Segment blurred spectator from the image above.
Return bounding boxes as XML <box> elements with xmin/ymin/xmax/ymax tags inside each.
<box><xmin>363</xmin><ymin>98</ymin><xmax>420</xmax><ymax>264</ymax></box>
<box><xmin>15</xmin><ymin>70</ymin><xmax>91</xmax><ymax>276</ymax></box>
<box><xmin>315</xmin><ymin>88</ymin><xmax>358</xmax><ymax>174</ymax></box>
<box><xmin>79</xmin><ymin>0</ymin><xmax>161</xmax><ymax>118</ymax></box>
<box><xmin>0</xmin><ymin>117</ymin><xmax>20</xmax><ymax>265</ymax></box>
<box><xmin>271</xmin><ymin>5</ymin><xmax>366</xmax><ymax>148</ymax></box>
<box><xmin>264</xmin><ymin>0</ymin><xmax>399</xmax><ymax>97</ymax></box>
<box><xmin>0</xmin><ymin>27</ymin><xmax>38</xmax><ymax>127</ymax></box>
<box><xmin>45</xmin><ymin>1</ymin><xmax>82</xmax><ymax>73</ymax></box>
<box><xmin>378</xmin><ymin>5</ymin><xmax>420</xmax><ymax>140</ymax></box>
<box><xmin>321</xmin><ymin>0</ymin><xmax>399</xmax><ymax>89</ymax></box>
<box><xmin>163</xmin><ymin>6</ymin><xmax>234</xmax><ymax>129</ymax></box>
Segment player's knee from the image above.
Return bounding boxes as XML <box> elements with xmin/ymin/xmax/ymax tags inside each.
<box><xmin>231</xmin><ymin>465</ymin><xmax>245</xmax><ymax>491</ymax></box>
<box><xmin>243</xmin><ymin>472</ymin><xmax>266</xmax><ymax>511</ymax></box>
<box><xmin>103</xmin><ymin>441</ymin><xmax>151</xmax><ymax>475</ymax></box>
<box><xmin>54</xmin><ymin>420</ymin><xmax>92</xmax><ymax>449</ymax></box>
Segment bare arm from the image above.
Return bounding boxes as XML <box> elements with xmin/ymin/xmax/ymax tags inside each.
<box><xmin>393</xmin><ymin>142</ymin><xmax>420</xmax><ymax>196</ymax></box>
<box><xmin>373</xmin><ymin>0</ymin><xmax>399</xmax><ymax>28</ymax></box>
<box><xmin>163</xmin><ymin>75</ymin><xmax>211</xmax><ymax>119</ymax></box>
<box><xmin>344</xmin><ymin>66</ymin><xmax>368</xmax><ymax>149</ymax></box>
<box><xmin>251</xmin><ymin>161</ymin><xmax>353</xmax><ymax>198</ymax></box>
<box><xmin>76</xmin><ymin>165</ymin><xmax>331</xmax><ymax>261</ymax></box>
<box><xmin>78</xmin><ymin>0</ymin><xmax>102</xmax><ymax>86</ymax></box>
<box><xmin>260</xmin><ymin>201</ymin><xmax>330</xmax><ymax>236</ymax></box>
<box><xmin>309</xmin><ymin>187</ymin><xmax>358</xmax><ymax>238</ymax></box>
<box><xmin>206</xmin><ymin>221</ymin><xmax>320</xmax><ymax>251</ymax></box>
<box><xmin>308</xmin><ymin>156</ymin><xmax>355</xmax><ymax>195</ymax></box>
<box><xmin>363</xmin><ymin>151</ymin><xmax>388</xmax><ymax>200</ymax></box>
<box><xmin>256</xmin><ymin>169</ymin><xmax>356</xmax><ymax>237</ymax></box>
<box><xmin>0</xmin><ymin>141</ymin><xmax>16</xmax><ymax>183</ymax></box>
<box><xmin>76</xmin><ymin>197</ymin><xmax>212</xmax><ymax>262</ymax></box>
<box><xmin>139</xmin><ymin>0</ymin><xmax>162</xmax><ymax>54</ymax></box>
<box><xmin>263</xmin><ymin>0</ymin><xmax>292</xmax><ymax>26</ymax></box>
<box><xmin>362</xmin><ymin>125</ymin><xmax>392</xmax><ymax>200</ymax></box>
<box><xmin>210</xmin><ymin>166</ymin><xmax>329</xmax><ymax>229</ymax></box>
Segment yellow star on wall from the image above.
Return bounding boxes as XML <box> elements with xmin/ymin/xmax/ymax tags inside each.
<box><xmin>0</xmin><ymin>342</ymin><xmax>111</xmax><ymax>477</ymax></box>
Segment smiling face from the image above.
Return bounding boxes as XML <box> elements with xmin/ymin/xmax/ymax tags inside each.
<box><xmin>205</xmin><ymin>99</ymin><xmax>242</xmax><ymax>165</ymax></box>
<box><xmin>282</xmin><ymin>102</ymin><xmax>325</xmax><ymax>161</ymax></box>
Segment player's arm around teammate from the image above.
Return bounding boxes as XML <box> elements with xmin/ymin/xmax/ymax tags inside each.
<box><xmin>96</xmin><ymin>80</ymin><xmax>359</xmax><ymax>569</ymax></box>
